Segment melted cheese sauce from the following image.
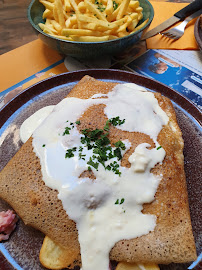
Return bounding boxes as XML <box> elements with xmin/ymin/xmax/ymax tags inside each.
<box><xmin>20</xmin><ymin>83</ymin><xmax>168</xmax><ymax>270</ymax></box>
<box><xmin>20</xmin><ymin>106</ymin><xmax>55</xmax><ymax>143</ymax></box>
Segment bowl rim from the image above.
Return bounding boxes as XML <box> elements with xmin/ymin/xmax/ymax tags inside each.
<box><xmin>194</xmin><ymin>15</ymin><xmax>202</xmax><ymax>51</ymax></box>
<box><xmin>27</xmin><ymin>0</ymin><xmax>154</xmax><ymax>45</ymax></box>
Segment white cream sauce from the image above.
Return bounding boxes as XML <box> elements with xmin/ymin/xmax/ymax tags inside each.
<box><xmin>20</xmin><ymin>106</ymin><xmax>55</xmax><ymax>143</ymax></box>
<box><xmin>20</xmin><ymin>83</ymin><xmax>169</xmax><ymax>270</ymax></box>
<box><xmin>129</xmin><ymin>143</ymin><xmax>165</xmax><ymax>173</ymax></box>
<box><xmin>105</xmin><ymin>84</ymin><xmax>168</xmax><ymax>141</ymax></box>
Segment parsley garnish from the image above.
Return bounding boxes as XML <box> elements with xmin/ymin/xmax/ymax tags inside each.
<box><xmin>115</xmin><ymin>199</ymin><xmax>119</xmax><ymax>204</ymax></box>
<box><xmin>104</xmin><ymin>120</ymin><xmax>110</xmax><ymax>131</ymax></box>
<box><xmin>97</xmin><ymin>6</ymin><xmax>105</xmax><ymax>12</ymax></box>
<box><xmin>114</xmin><ymin>147</ymin><xmax>122</xmax><ymax>160</ymax></box>
<box><xmin>95</xmin><ymin>0</ymin><xmax>105</xmax><ymax>12</ymax></box>
<box><xmin>79</xmin><ymin>152</ymin><xmax>86</xmax><ymax>160</ymax></box>
<box><xmin>64</xmin><ymin>117</ymin><xmax>126</xmax><ymax>176</ymax></box>
<box><xmin>42</xmin><ymin>144</ymin><xmax>46</xmax><ymax>147</ymax></box>
<box><xmin>79</xmin><ymin>146</ymin><xmax>83</xmax><ymax>152</ymax></box>
<box><xmin>106</xmin><ymin>165</ymin><xmax>111</xmax><ymax>171</ymax></box>
<box><xmin>115</xmin><ymin>198</ymin><xmax>125</xmax><ymax>205</ymax></box>
<box><xmin>87</xmin><ymin>157</ymin><xmax>99</xmax><ymax>170</ymax></box>
<box><xmin>65</xmin><ymin>147</ymin><xmax>77</xmax><ymax>158</ymax></box>
<box><xmin>157</xmin><ymin>146</ymin><xmax>162</xmax><ymax>150</ymax></box>
<box><xmin>63</xmin><ymin>120</ymin><xmax>81</xmax><ymax>135</ymax></box>
<box><xmin>104</xmin><ymin>117</ymin><xmax>125</xmax><ymax>130</ymax></box>
<box><xmin>63</xmin><ymin>126</ymin><xmax>71</xmax><ymax>135</ymax></box>
<box><xmin>109</xmin><ymin>116</ymin><xmax>125</xmax><ymax>126</ymax></box>
<box><xmin>120</xmin><ymin>198</ymin><xmax>125</xmax><ymax>204</ymax></box>
<box><xmin>109</xmin><ymin>161</ymin><xmax>121</xmax><ymax>175</ymax></box>
<box><xmin>114</xmin><ymin>141</ymin><xmax>126</xmax><ymax>150</ymax></box>
<box><xmin>113</xmin><ymin>1</ymin><xmax>118</xmax><ymax>11</ymax></box>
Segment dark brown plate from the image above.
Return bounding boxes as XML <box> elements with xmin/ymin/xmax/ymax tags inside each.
<box><xmin>0</xmin><ymin>70</ymin><xmax>201</xmax><ymax>270</ymax></box>
<box><xmin>194</xmin><ymin>15</ymin><xmax>202</xmax><ymax>51</ymax></box>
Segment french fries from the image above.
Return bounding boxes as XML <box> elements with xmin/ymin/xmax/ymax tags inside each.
<box><xmin>38</xmin><ymin>0</ymin><xmax>148</xmax><ymax>42</ymax></box>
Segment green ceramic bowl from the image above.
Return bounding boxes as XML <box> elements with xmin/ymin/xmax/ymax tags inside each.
<box><xmin>28</xmin><ymin>0</ymin><xmax>154</xmax><ymax>58</ymax></box>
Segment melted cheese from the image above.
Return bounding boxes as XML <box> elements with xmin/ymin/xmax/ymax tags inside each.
<box><xmin>129</xmin><ymin>143</ymin><xmax>165</xmax><ymax>173</ymax></box>
<box><xmin>20</xmin><ymin>83</ymin><xmax>168</xmax><ymax>270</ymax></box>
<box><xmin>20</xmin><ymin>106</ymin><xmax>55</xmax><ymax>143</ymax></box>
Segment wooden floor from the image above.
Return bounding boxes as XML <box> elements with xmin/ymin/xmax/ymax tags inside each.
<box><xmin>0</xmin><ymin>0</ymin><xmax>37</xmax><ymax>55</ymax></box>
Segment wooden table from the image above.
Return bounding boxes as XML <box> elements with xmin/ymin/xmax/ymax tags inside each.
<box><xmin>0</xmin><ymin>0</ymin><xmax>37</xmax><ymax>55</ymax></box>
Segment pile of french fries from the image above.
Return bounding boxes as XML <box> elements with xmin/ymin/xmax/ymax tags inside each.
<box><xmin>38</xmin><ymin>0</ymin><xmax>149</xmax><ymax>42</ymax></box>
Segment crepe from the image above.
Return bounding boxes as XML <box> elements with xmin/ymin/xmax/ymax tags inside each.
<box><xmin>0</xmin><ymin>76</ymin><xmax>197</xmax><ymax>267</ymax></box>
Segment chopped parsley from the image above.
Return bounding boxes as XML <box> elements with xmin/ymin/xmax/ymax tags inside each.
<box><xmin>106</xmin><ymin>165</ymin><xmax>111</xmax><ymax>171</ymax></box>
<box><xmin>115</xmin><ymin>199</ymin><xmax>119</xmax><ymax>204</ymax></box>
<box><xmin>64</xmin><ymin>117</ymin><xmax>126</xmax><ymax>176</ymax></box>
<box><xmin>109</xmin><ymin>116</ymin><xmax>125</xmax><ymax>126</ymax></box>
<box><xmin>114</xmin><ymin>141</ymin><xmax>126</xmax><ymax>150</ymax></box>
<box><xmin>79</xmin><ymin>152</ymin><xmax>86</xmax><ymax>160</ymax></box>
<box><xmin>113</xmin><ymin>147</ymin><xmax>122</xmax><ymax>161</ymax></box>
<box><xmin>104</xmin><ymin>116</ymin><xmax>125</xmax><ymax>131</ymax></box>
<box><xmin>87</xmin><ymin>157</ymin><xmax>99</xmax><ymax>170</ymax></box>
<box><xmin>120</xmin><ymin>198</ymin><xmax>125</xmax><ymax>204</ymax></box>
<box><xmin>42</xmin><ymin>144</ymin><xmax>46</xmax><ymax>147</ymax></box>
<box><xmin>95</xmin><ymin>0</ymin><xmax>105</xmax><ymax>12</ymax></box>
<box><xmin>113</xmin><ymin>1</ymin><xmax>119</xmax><ymax>11</ymax></box>
<box><xmin>65</xmin><ymin>147</ymin><xmax>77</xmax><ymax>158</ymax></box>
<box><xmin>109</xmin><ymin>161</ymin><xmax>121</xmax><ymax>175</ymax></box>
<box><xmin>63</xmin><ymin>126</ymin><xmax>71</xmax><ymax>135</ymax></box>
<box><xmin>62</xmin><ymin>120</ymin><xmax>81</xmax><ymax>135</ymax></box>
<box><xmin>104</xmin><ymin>120</ymin><xmax>110</xmax><ymax>131</ymax></box>
<box><xmin>157</xmin><ymin>146</ymin><xmax>162</xmax><ymax>150</ymax></box>
<box><xmin>115</xmin><ymin>198</ymin><xmax>125</xmax><ymax>205</ymax></box>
